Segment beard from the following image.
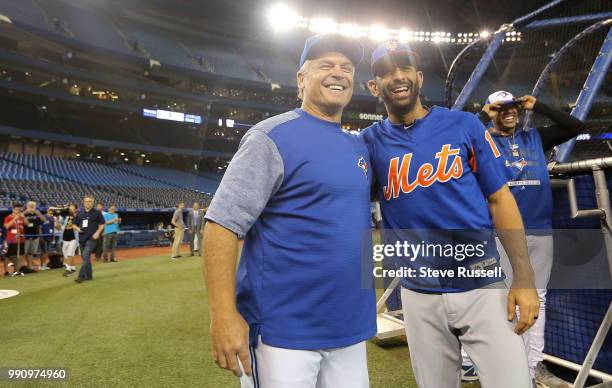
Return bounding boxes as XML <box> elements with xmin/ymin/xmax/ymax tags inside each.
<box><xmin>381</xmin><ymin>79</ymin><xmax>421</xmax><ymax>117</ymax></box>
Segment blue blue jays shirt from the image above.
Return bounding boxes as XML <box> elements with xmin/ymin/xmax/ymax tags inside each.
<box><xmin>41</xmin><ymin>215</ymin><xmax>54</xmax><ymax>237</ymax></box>
<box><xmin>490</xmin><ymin>128</ymin><xmax>552</xmax><ymax>232</ymax></box>
<box><xmin>206</xmin><ymin>108</ymin><xmax>376</xmax><ymax>350</ymax></box>
<box><xmin>362</xmin><ymin>106</ymin><xmax>507</xmax><ymax>292</ymax></box>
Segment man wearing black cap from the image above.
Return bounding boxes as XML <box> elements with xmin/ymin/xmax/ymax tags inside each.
<box><xmin>203</xmin><ymin>34</ymin><xmax>376</xmax><ymax>388</ymax></box>
<box><xmin>361</xmin><ymin>42</ymin><xmax>538</xmax><ymax>388</ymax></box>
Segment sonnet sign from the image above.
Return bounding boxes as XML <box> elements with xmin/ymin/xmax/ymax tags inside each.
<box><xmin>358</xmin><ymin>113</ymin><xmax>384</xmax><ymax>121</ymax></box>
<box><xmin>347</xmin><ymin>112</ymin><xmax>384</xmax><ymax>121</ymax></box>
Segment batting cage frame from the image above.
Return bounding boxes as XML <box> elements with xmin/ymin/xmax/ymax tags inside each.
<box><xmin>376</xmin><ymin>1</ymin><xmax>612</xmax><ymax>386</ymax></box>
<box><xmin>448</xmin><ymin>2</ymin><xmax>612</xmax><ymax>385</ymax></box>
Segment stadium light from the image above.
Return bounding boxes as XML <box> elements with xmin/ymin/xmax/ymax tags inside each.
<box><xmin>369</xmin><ymin>25</ymin><xmax>394</xmax><ymax>42</ymax></box>
<box><xmin>309</xmin><ymin>18</ymin><xmax>338</xmax><ymax>34</ymax></box>
<box><xmin>265</xmin><ymin>7</ymin><xmax>523</xmax><ymax>45</ymax></box>
<box><xmin>339</xmin><ymin>23</ymin><xmax>368</xmax><ymax>38</ymax></box>
<box><xmin>268</xmin><ymin>4</ymin><xmax>301</xmax><ymax>31</ymax></box>
<box><xmin>398</xmin><ymin>29</ymin><xmax>412</xmax><ymax>43</ymax></box>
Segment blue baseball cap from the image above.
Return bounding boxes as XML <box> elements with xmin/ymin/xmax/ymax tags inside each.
<box><xmin>299</xmin><ymin>34</ymin><xmax>364</xmax><ymax>68</ymax></box>
<box><xmin>370</xmin><ymin>41</ymin><xmax>420</xmax><ymax>77</ymax></box>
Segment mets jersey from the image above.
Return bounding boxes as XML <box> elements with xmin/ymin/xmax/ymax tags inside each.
<box><xmin>206</xmin><ymin>108</ymin><xmax>376</xmax><ymax>350</ymax></box>
<box><xmin>362</xmin><ymin>106</ymin><xmax>507</xmax><ymax>292</ymax></box>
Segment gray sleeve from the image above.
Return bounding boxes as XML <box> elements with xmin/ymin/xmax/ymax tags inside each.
<box><xmin>205</xmin><ymin>129</ymin><xmax>284</xmax><ymax>238</ymax></box>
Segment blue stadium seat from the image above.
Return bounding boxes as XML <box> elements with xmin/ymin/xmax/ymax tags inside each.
<box><xmin>0</xmin><ymin>152</ymin><xmax>215</xmax><ymax>208</ymax></box>
<box><xmin>0</xmin><ymin>0</ymin><xmax>52</xmax><ymax>31</ymax></box>
<box><xmin>118</xmin><ymin>19</ymin><xmax>199</xmax><ymax>70</ymax></box>
<box><xmin>36</xmin><ymin>0</ymin><xmax>136</xmax><ymax>56</ymax></box>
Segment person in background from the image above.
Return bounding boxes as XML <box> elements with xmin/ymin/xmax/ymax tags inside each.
<box><xmin>187</xmin><ymin>202</ymin><xmax>204</xmax><ymax>256</ymax></box>
<box><xmin>460</xmin><ymin>91</ymin><xmax>585</xmax><ymax>387</ymax></box>
<box><xmin>4</xmin><ymin>202</ymin><xmax>26</xmax><ymax>277</ymax></box>
<box><xmin>58</xmin><ymin>204</ymin><xmax>79</xmax><ymax>277</ymax></box>
<box><xmin>38</xmin><ymin>207</ymin><xmax>55</xmax><ymax>271</ymax></box>
<box><xmin>102</xmin><ymin>205</ymin><xmax>121</xmax><ymax>262</ymax></box>
<box><xmin>23</xmin><ymin>201</ymin><xmax>46</xmax><ymax>273</ymax></box>
<box><xmin>154</xmin><ymin>221</ymin><xmax>165</xmax><ymax>247</ymax></box>
<box><xmin>1</xmin><ymin>228</ymin><xmax>9</xmax><ymax>277</ymax></box>
<box><xmin>72</xmin><ymin>196</ymin><xmax>105</xmax><ymax>283</ymax></box>
<box><xmin>93</xmin><ymin>202</ymin><xmax>105</xmax><ymax>261</ymax></box>
<box><xmin>170</xmin><ymin>201</ymin><xmax>185</xmax><ymax>260</ymax></box>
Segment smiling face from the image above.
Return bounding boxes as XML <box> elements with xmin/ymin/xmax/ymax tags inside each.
<box><xmin>493</xmin><ymin>106</ymin><xmax>519</xmax><ymax>131</ymax></box>
<box><xmin>368</xmin><ymin>56</ymin><xmax>423</xmax><ymax>117</ymax></box>
<box><xmin>83</xmin><ymin>196</ymin><xmax>94</xmax><ymax>211</ymax></box>
<box><xmin>297</xmin><ymin>52</ymin><xmax>355</xmax><ymax>117</ymax></box>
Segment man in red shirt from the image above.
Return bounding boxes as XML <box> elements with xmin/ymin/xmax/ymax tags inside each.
<box><xmin>4</xmin><ymin>202</ymin><xmax>26</xmax><ymax>277</ymax></box>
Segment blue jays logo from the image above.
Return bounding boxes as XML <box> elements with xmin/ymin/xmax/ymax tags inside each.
<box><xmin>506</xmin><ymin>158</ymin><xmax>527</xmax><ymax>171</ymax></box>
<box><xmin>357</xmin><ymin>156</ymin><xmax>368</xmax><ymax>177</ymax></box>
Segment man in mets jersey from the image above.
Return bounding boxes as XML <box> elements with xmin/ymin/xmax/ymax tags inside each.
<box><xmin>203</xmin><ymin>34</ymin><xmax>376</xmax><ymax>388</ymax></box>
<box><xmin>361</xmin><ymin>42</ymin><xmax>539</xmax><ymax>388</ymax></box>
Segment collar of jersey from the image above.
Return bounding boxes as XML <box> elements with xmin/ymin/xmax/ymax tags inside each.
<box><xmin>490</xmin><ymin>125</ymin><xmax>526</xmax><ymax>137</ymax></box>
<box><xmin>383</xmin><ymin>105</ymin><xmax>436</xmax><ymax>131</ymax></box>
<box><xmin>295</xmin><ymin>108</ymin><xmax>342</xmax><ymax>129</ymax></box>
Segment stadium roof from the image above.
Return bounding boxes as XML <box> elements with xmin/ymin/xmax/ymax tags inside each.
<box><xmin>98</xmin><ymin>0</ymin><xmax>552</xmax><ymax>40</ymax></box>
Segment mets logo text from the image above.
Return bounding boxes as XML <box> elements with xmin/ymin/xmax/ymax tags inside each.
<box><xmin>357</xmin><ymin>156</ymin><xmax>368</xmax><ymax>176</ymax></box>
<box><xmin>383</xmin><ymin>144</ymin><xmax>463</xmax><ymax>200</ymax></box>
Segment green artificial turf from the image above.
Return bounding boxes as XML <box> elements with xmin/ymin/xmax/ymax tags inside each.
<box><xmin>0</xmin><ymin>255</ymin><xmax>479</xmax><ymax>388</ymax></box>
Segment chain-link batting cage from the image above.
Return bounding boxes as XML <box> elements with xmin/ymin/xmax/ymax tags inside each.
<box><xmin>445</xmin><ymin>1</ymin><xmax>612</xmax><ymax>384</ymax></box>
<box><xmin>548</xmin><ymin>169</ymin><xmax>612</xmax><ymax>385</ymax></box>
